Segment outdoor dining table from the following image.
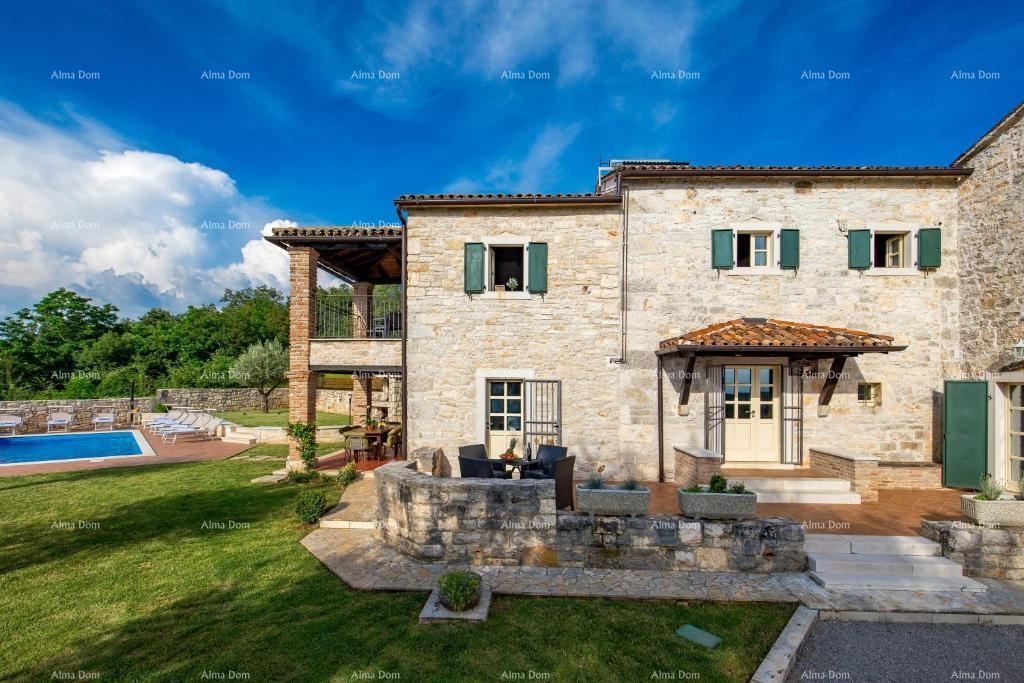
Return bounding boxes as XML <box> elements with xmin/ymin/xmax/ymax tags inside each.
<box><xmin>363</xmin><ymin>429</ymin><xmax>387</xmax><ymax>458</ymax></box>
<box><xmin>491</xmin><ymin>457</ymin><xmax>527</xmax><ymax>476</ymax></box>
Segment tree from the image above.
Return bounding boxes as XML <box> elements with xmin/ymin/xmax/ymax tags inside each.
<box><xmin>229</xmin><ymin>339</ymin><xmax>288</xmax><ymax>412</ymax></box>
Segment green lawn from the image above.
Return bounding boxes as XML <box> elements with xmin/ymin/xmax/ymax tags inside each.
<box><xmin>214</xmin><ymin>408</ymin><xmax>351</xmax><ymax>428</ymax></box>
<box><xmin>0</xmin><ymin>456</ymin><xmax>794</xmax><ymax>682</ymax></box>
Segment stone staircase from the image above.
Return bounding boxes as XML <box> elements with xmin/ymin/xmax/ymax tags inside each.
<box><xmin>220</xmin><ymin>424</ymin><xmax>257</xmax><ymax>445</ymax></box>
<box><xmin>728</xmin><ymin>474</ymin><xmax>862</xmax><ymax>504</ymax></box>
<box><xmin>806</xmin><ymin>534</ymin><xmax>987</xmax><ymax>592</ymax></box>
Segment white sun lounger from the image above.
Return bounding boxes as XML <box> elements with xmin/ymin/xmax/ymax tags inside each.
<box><xmin>0</xmin><ymin>413</ymin><xmax>23</xmax><ymax>435</ymax></box>
<box><xmin>161</xmin><ymin>415</ymin><xmax>223</xmax><ymax>444</ymax></box>
<box><xmin>143</xmin><ymin>410</ymin><xmax>184</xmax><ymax>429</ymax></box>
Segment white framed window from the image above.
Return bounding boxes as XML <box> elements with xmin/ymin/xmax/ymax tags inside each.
<box><xmin>866</xmin><ymin>228</ymin><xmax>919</xmax><ymax>275</ymax></box>
<box><xmin>729</xmin><ymin>226</ymin><xmax>783</xmax><ymax>275</ymax></box>
<box><xmin>857</xmin><ymin>382</ymin><xmax>881</xmax><ymax>407</ymax></box>
<box><xmin>479</xmin><ymin>236</ymin><xmax>532</xmax><ymax>299</ymax></box>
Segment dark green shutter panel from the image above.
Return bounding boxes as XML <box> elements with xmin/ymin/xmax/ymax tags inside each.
<box><xmin>779</xmin><ymin>229</ymin><xmax>800</xmax><ymax>270</ymax></box>
<box><xmin>463</xmin><ymin>243</ymin><xmax>485</xmax><ymax>293</ymax></box>
<box><xmin>943</xmin><ymin>380</ymin><xmax>988</xmax><ymax>488</ymax></box>
<box><xmin>527</xmin><ymin>242</ymin><xmax>548</xmax><ymax>293</ymax></box>
<box><xmin>918</xmin><ymin>228</ymin><xmax>941</xmax><ymax>269</ymax></box>
<box><xmin>848</xmin><ymin>230</ymin><xmax>871</xmax><ymax>269</ymax></box>
<box><xmin>711</xmin><ymin>230</ymin><xmax>734</xmax><ymax>269</ymax></box>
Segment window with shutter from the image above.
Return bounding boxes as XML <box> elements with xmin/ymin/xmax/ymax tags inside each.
<box><xmin>848</xmin><ymin>230</ymin><xmax>871</xmax><ymax>270</ymax></box>
<box><xmin>712</xmin><ymin>230</ymin><xmax>734</xmax><ymax>269</ymax></box>
<box><xmin>464</xmin><ymin>243</ymin><xmax>485</xmax><ymax>293</ymax></box>
<box><xmin>527</xmin><ymin>242</ymin><xmax>548</xmax><ymax>293</ymax></box>
<box><xmin>779</xmin><ymin>229</ymin><xmax>800</xmax><ymax>270</ymax></box>
<box><xmin>917</xmin><ymin>228</ymin><xmax>941</xmax><ymax>269</ymax></box>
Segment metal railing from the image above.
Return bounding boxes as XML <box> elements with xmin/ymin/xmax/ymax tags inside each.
<box><xmin>316</xmin><ymin>290</ymin><xmax>402</xmax><ymax>339</ymax></box>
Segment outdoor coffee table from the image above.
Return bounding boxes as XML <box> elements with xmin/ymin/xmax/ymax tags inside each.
<box><xmin>492</xmin><ymin>457</ymin><xmax>527</xmax><ymax>476</ymax></box>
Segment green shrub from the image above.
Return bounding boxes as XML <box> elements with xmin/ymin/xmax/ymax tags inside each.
<box><xmin>684</xmin><ymin>485</ymin><xmax>703</xmax><ymax>493</ymax></box>
<box><xmin>976</xmin><ymin>475</ymin><xmax>1004</xmax><ymax>501</ymax></box>
<box><xmin>286</xmin><ymin>421</ymin><xmax>318</xmax><ymax>469</ymax></box>
<box><xmin>295</xmin><ymin>490</ymin><xmax>329</xmax><ymax>524</ymax></box>
<box><xmin>286</xmin><ymin>470</ymin><xmax>320</xmax><ymax>484</ymax></box>
<box><xmin>336</xmin><ymin>462</ymin><xmax>358</xmax><ymax>487</ymax></box>
<box><xmin>728</xmin><ymin>483</ymin><xmax>747</xmax><ymax>494</ymax></box>
<box><xmin>437</xmin><ymin>571</ymin><xmax>481</xmax><ymax>612</ymax></box>
<box><xmin>153</xmin><ymin>403</ymin><xmax>169</xmax><ymax>413</ymax></box>
<box><xmin>708</xmin><ymin>473</ymin><xmax>728</xmax><ymax>493</ymax></box>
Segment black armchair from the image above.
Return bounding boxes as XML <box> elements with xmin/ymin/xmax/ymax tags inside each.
<box><xmin>458</xmin><ymin>456</ymin><xmax>495</xmax><ymax>478</ymax></box>
<box><xmin>523</xmin><ymin>455</ymin><xmax>575</xmax><ymax>510</ymax></box>
<box><xmin>522</xmin><ymin>444</ymin><xmax>568</xmax><ymax>476</ymax></box>
<box><xmin>458</xmin><ymin>443</ymin><xmax>511</xmax><ymax>478</ymax></box>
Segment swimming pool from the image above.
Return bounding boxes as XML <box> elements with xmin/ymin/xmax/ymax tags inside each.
<box><xmin>0</xmin><ymin>431</ymin><xmax>155</xmax><ymax>465</ymax></box>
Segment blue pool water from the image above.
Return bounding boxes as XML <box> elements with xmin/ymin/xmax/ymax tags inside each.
<box><xmin>0</xmin><ymin>432</ymin><xmax>145</xmax><ymax>465</ymax></box>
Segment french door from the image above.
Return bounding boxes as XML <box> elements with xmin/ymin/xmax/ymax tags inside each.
<box><xmin>486</xmin><ymin>380</ymin><xmax>523</xmax><ymax>457</ymax></box>
<box><xmin>723</xmin><ymin>365</ymin><xmax>780</xmax><ymax>463</ymax></box>
<box><xmin>1008</xmin><ymin>384</ymin><xmax>1023</xmax><ymax>493</ymax></box>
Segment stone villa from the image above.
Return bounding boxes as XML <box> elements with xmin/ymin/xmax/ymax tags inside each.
<box><xmin>267</xmin><ymin>100</ymin><xmax>1024</xmax><ymax>499</ymax></box>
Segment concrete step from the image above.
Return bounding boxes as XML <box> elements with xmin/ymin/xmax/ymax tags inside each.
<box><xmin>730</xmin><ymin>476</ymin><xmax>851</xmax><ymax>493</ymax></box>
<box><xmin>807</xmin><ymin>552</ymin><xmax>965</xmax><ymax>578</ymax></box>
<box><xmin>809</xmin><ymin>571</ymin><xmax>986</xmax><ymax>592</ymax></box>
<box><xmin>319</xmin><ymin>518</ymin><xmax>374</xmax><ymax>530</ymax></box>
<box><xmin>221</xmin><ymin>435</ymin><xmax>257</xmax><ymax>445</ymax></box>
<box><xmin>752</xmin><ymin>490</ymin><xmax>862</xmax><ymax>504</ymax></box>
<box><xmin>805</xmin><ymin>534</ymin><xmax>942</xmax><ymax>557</ymax></box>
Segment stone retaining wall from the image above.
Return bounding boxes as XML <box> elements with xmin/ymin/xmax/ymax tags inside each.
<box><xmin>0</xmin><ymin>397</ymin><xmax>152</xmax><ymax>431</ymax></box>
<box><xmin>876</xmin><ymin>462</ymin><xmax>944</xmax><ymax>489</ymax></box>
<box><xmin>808</xmin><ymin>446</ymin><xmax>880</xmax><ymax>502</ymax></box>
<box><xmin>156</xmin><ymin>387</ymin><xmax>288</xmax><ymax>411</ymax></box>
<box><xmin>922</xmin><ymin>519</ymin><xmax>1024</xmax><ymax>580</ymax></box>
<box><xmin>374</xmin><ymin>455</ymin><xmax>805</xmax><ymax>572</ymax></box>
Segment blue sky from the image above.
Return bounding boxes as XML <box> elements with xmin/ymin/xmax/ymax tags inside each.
<box><xmin>0</xmin><ymin>0</ymin><xmax>1021</xmax><ymax>317</ymax></box>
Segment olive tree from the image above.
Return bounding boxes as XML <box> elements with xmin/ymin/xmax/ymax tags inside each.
<box><xmin>230</xmin><ymin>339</ymin><xmax>288</xmax><ymax>412</ymax></box>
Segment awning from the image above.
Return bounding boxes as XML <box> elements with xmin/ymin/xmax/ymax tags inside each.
<box><xmin>656</xmin><ymin>318</ymin><xmax>906</xmax><ymax>357</ymax></box>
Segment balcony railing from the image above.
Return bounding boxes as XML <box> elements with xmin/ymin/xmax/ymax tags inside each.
<box><xmin>316</xmin><ymin>290</ymin><xmax>402</xmax><ymax>339</ymax></box>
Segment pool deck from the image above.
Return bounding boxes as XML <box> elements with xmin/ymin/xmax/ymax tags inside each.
<box><xmin>0</xmin><ymin>429</ymin><xmax>249</xmax><ymax>477</ymax></box>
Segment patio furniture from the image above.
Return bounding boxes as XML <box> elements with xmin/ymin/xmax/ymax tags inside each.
<box><xmin>46</xmin><ymin>410</ymin><xmax>74</xmax><ymax>433</ymax></box>
<box><xmin>345</xmin><ymin>435</ymin><xmax>370</xmax><ymax>463</ymax></box>
<box><xmin>159</xmin><ymin>414</ymin><xmax>222</xmax><ymax>444</ymax></box>
<box><xmin>522</xmin><ymin>455</ymin><xmax>575</xmax><ymax>510</ymax></box>
<box><xmin>384</xmin><ymin>427</ymin><xmax>402</xmax><ymax>458</ymax></box>
<box><xmin>458</xmin><ymin>444</ymin><xmax>511</xmax><ymax>478</ymax></box>
<box><xmin>521</xmin><ymin>444</ymin><xmax>568</xmax><ymax>477</ymax></box>
<box><xmin>0</xmin><ymin>413</ymin><xmax>23</xmax><ymax>435</ymax></box>
<box><xmin>143</xmin><ymin>410</ymin><xmax>184</xmax><ymax>430</ymax></box>
<box><xmin>92</xmin><ymin>408</ymin><xmax>116</xmax><ymax>431</ymax></box>
<box><xmin>458</xmin><ymin>455</ymin><xmax>496</xmax><ymax>479</ymax></box>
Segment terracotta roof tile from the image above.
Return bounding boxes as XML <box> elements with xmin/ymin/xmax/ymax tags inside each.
<box><xmin>659</xmin><ymin>318</ymin><xmax>899</xmax><ymax>350</ymax></box>
<box><xmin>271</xmin><ymin>225</ymin><xmax>402</xmax><ymax>238</ymax></box>
<box><xmin>614</xmin><ymin>162</ymin><xmax>961</xmax><ymax>172</ymax></box>
<box><xmin>396</xmin><ymin>192</ymin><xmax>608</xmax><ymax>200</ymax></box>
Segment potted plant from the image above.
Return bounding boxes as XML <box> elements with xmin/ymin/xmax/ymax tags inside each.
<box><xmin>437</xmin><ymin>571</ymin><xmax>482</xmax><ymax>612</ymax></box>
<box><xmin>506</xmin><ymin>277</ymin><xmax>519</xmax><ymax>292</ymax></box>
<box><xmin>961</xmin><ymin>475</ymin><xmax>1024</xmax><ymax>527</ymax></box>
<box><xmin>677</xmin><ymin>473</ymin><xmax>757</xmax><ymax>520</ymax></box>
<box><xmin>502</xmin><ymin>437</ymin><xmax>518</xmax><ymax>460</ymax></box>
<box><xmin>576</xmin><ymin>474</ymin><xmax>651</xmax><ymax>516</ymax></box>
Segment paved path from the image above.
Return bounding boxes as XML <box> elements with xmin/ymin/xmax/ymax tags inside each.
<box><xmin>786</xmin><ymin>620</ymin><xmax>1024</xmax><ymax>682</ymax></box>
<box><xmin>302</xmin><ymin>527</ymin><xmax>1024</xmax><ymax>615</ymax></box>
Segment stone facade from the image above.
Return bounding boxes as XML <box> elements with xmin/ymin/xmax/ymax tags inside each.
<box><xmin>288</xmin><ymin>247</ymin><xmax>318</xmax><ymax>465</ymax></box>
<box><xmin>156</xmin><ymin>387</ymin><xmax>288</xmax><ymax>411</ymax></box>
<box><xmin>374</xmin><ymin>459</ymin><xmax>805</xmax><ymax>572</ymax></box>
<box><xmin>923</xmin><ymin>519</ymin><xmax>1024</xmax><ymax>580</ymax></box>
<box><xmin>956</xmin><ymin>106</ymin><xmax>1024</xmax><ymax>376</ymax></box>
<box><xmin>0</xmin><ymin>397</ymin><xmax>151</xmax><ymax>431</ymax></box>
<box><xmin>403</xmin><ymin>178</ymin><xmax>961</xmax><ymax>478</ymax></box>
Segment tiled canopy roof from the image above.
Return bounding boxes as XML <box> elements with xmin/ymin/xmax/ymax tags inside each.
<box><xmin>659</xmin><ymin>318</ymin><xmax>901</xmax><ymax>352</ymax></box>
<box><xmin>270</xmin><ymin>225</ymin><xmax>402</xmax><ymax>238</ymax></box>
<box><xmin>614</xmin><ymin>162</ymin><xmax>962</xmax><ymax>172</ymax></box>
<box><xmin>397</xmin><ymin>192</ymin><xmax>609</xmax><ymax>200</ymax></box>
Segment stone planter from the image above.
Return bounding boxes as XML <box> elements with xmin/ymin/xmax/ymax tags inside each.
<box><xmin>677</xmin><ymin>489</ymin><xmax>757</xmax><ymax>520</ymax></box>
<box><xmin>576</xmin><ymin>486</ymin><xmax>650</xmax><ymax>516</ymax></box>
<box><xmin>961</xmin><ymin>494</ymin><xmax>1024</xmax><ymax>528</ymax></box>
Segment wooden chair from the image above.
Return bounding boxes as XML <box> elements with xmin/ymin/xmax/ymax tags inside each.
<box><xmin>345</xmin><ymin>435</ymin><xmax>370</xmax><ymax>464</ymax></box>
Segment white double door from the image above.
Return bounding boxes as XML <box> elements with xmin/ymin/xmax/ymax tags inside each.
<box><xmin>723</xmin><ymin>365</ymin><xmax>781</xmax><ymax>463</ymax></box>
<box><xmin>486</xmin><ymin>379</ymin><xmax>523</xmax><ymax>457</ymax></box>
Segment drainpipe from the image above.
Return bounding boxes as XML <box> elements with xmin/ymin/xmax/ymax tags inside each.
<box><xmin>396</xmin><ymin>205</ymin><xmax>409</xmax><ymax>459</ymax></box>
<box><xmin>613</xmin><ymin>180</ymin><xmax>629</xmax><ymax>364</ymax></box>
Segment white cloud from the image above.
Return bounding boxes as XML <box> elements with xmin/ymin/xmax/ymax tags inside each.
<box><xmin>0</xmin><ymin>104</ymin><xmax>291</xmax><ymax>317</ymax></box>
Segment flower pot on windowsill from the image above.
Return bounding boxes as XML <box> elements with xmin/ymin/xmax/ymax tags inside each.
<box><xmin>495</xmin><ymin>285</ymin><xmax>506</xmax><ymax>292</ymax></box>
<box><xmin>576</xmin><ymin>485</ymin><xmax>650</xmax><ymax>516</ymax></box>
<box><xmin>960</xmin><ymin>494</ymin><xmax>1024</xmax><ymax>528</ymax></box>
<box><xmin>677</xmin><ymin>488</ymin><xmax>757</xmax><ymax>520</ymax></box>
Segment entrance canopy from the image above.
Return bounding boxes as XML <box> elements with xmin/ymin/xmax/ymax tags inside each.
<box><xmin>265</xmin><ymin>225</ymin><xmax>402</xmax><ymax>284</ymax></box>
<box><xmin>657</xmin><ymin>317</ymin><xmax>906</xmax><ymax>357</ymax></box>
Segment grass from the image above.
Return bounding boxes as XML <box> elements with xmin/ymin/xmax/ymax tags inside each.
<box><xmin>213</xmin><ymin>408</ymin><xmax>351</xmax><ymax>428</ymax></box>
<box><xmin>0</xmin><ymin>458</ymin><xmax>794</xmax><ymax>682</ymax></box>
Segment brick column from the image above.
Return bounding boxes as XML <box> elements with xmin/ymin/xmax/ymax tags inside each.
<box><xmin>352</xmin><ymin>282</ymin><xmax>374</xmax><ymax>338</ymax></box>
<box><xmin>352</xmin><ymin>375</ymin><xmax>373</xmax><ymax>425</ymax></box>
<box><xmin>288</xmin><ymin>247</ymin><xmax>318</xmax><ymax>468</ymax></box>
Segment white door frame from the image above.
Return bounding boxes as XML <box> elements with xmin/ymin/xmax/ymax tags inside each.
<box><xmin>474</xmin><ymin>368</ymin><xmax>535</xmax><ymax>446</ymax></box>
<box><xmin>988</xmin><ymin>372</ymin><xmax>1024</xmax><ymax>493</ymax></box>
<box><xmin>705</xmin><ymin>358</ymin><xmax>785</xmax><ymax>465</ymax></box>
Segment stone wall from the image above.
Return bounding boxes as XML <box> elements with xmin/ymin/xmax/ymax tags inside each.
<box><xmin>374</xmin><ymin>459</ymin><xmax>805</xmax><ymax>572</ymax></box>
<box><xmin>673</xmin><ymin>445</ymin><xmax>723</xmax><ymax>488</ymax></box>
<box><xmin>956</xmin><ymin>107</ymin><xmax>1024</xmax><ymax>376</ymax></box>
<box><xmin>877</xmin><ymin>462</ymin><xmax>944</xmax><ymax>489</ymax></box>
<box><xmin>404</xmin><ymin>177</ymin><xmax>961</xmax><ymax>479</ymax></box>
<box><xmin>808</xmin><ymin>447</ymin><xmax>881</xmax><ymax>502</ymax></box>
<box><xmin>922</xmin><ymin>519</ymin><xmax>1024</xmax><ymax>580</ymax></box>
<box><xmin>156</xmin><ymin>387</ymin><xmax>288</xmax><ymax>411</ymax></box>
<box><xmin>0</xmin><ymin>397</ymin><xmax>151</xmax><ymax>431</ymax></box>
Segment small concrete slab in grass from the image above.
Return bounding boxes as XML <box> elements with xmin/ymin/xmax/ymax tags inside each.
<box><xmin>419</xmin><ymin>585</ymin><xmax>493</xmax><ymax>624</ymax></box>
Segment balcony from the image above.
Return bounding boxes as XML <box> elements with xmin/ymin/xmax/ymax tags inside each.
<box><xmin>310</xmin><ymin>289</ymin><xmax>402</xmax><ymax>370</ymax></box>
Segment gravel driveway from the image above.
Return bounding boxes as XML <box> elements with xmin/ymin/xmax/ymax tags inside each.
<box><xmin>787</xmin><ymin>620</ymin><xmax>1024</xmax><ymax>682</ymax></box>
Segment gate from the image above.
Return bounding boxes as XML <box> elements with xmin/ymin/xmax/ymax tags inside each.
<box><xmin>943</xmin><ymin>380</ymin><xmax>989</xmax><ymax>489</ymax></box>
<box><xmin>523</xmin><ymin>379</ymin><xmax>561</xmax><ymax>459</ymax></box>
<box><xmin>704</xmin><ymin>365</ymin><xmax>725</xmax><ymax>455</ymax></box>
<box><xmin>781</xmin><ymin>366</ymin><xmax>804</xmax><ymax>465</ymax></box>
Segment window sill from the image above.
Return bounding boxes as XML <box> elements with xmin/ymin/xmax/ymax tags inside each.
<box><xmin>724</xmin><ymin>268</ymin><xmax>784</xmax><ymax>276</ymax></box>
<box><xmin>478</xmin><ymin>291</ymin><xmax>534</xmax><ymax>300</ymax></box>
<box><xmin>862</xmin><ymin>268</ymin><xmax>920</xmax><ymax>276</ymax></box>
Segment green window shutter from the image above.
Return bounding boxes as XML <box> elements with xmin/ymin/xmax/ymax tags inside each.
<box><xmin>917</xmin><ymin>228</ymin><xmax>941</xmax><ymax>269</ymax></box>
<box><xmin>711</xmin><ymin>229</ymin><xmax>734</xmax><ymax>269</ymax></box>
<box><xmin>848</xmin><ymin>230</ymin><xmax>871</xmax><ymax>270</ymax></box>
<box><xmin>779</xmin><ymin>229</ymin><xmax>800</xmax><ymax>270</ymax></box>
<box><xmin>464</xmin><ymin>243</ymin><xmax>485</xmax><ymax>293</ymax></box>
<box><xmin>527</xmin><ymin>242</ymin><xmax>548</xmax><ymax>293</ymax></box>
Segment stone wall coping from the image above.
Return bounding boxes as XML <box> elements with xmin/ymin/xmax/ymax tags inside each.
<box><xmin>878</xmin><ymin>461</ymin><xmax>941</xmax><ymax>468</ymax></box>
<box><xmin>809</xmin><ymin>445</ymin><xmax>880</xmax><ymax>462</ymax></box>
<box><xmin>674</xmin><ymin>445</ymin><xmax>724</xmax><ymax>461</ymax></box>
<box><xmin>375</xmin><ymin>459</ymin><xmax>555</xmax><ymax>493</ymax></box>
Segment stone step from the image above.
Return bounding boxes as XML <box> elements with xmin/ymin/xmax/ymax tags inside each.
<box><xmin>730</xmin><ymin>476</ymin><xmax>851</xmax><ymax>493</ymax></box>
<box><xmin>319</xmin><ymin>518</ymin><xmax>375</xmax><ymax>530</ymax></box>
<box><xmin>809</xmin><ymin>571</ymin><xmax>986</xmax><ymax>592</ymax></box>
<box><xmin>807</xmin><ymin>552</ymin><xmax>965</xmax><ymax>578</ymax></box>
<box><xmin>752</xmin><ymin>490</ymin><xmax>862</xmax><ymax>504</ymax></box>
<box><xmin>805</xmin><ymin>534</ymin><xmax>942</xmax><ymax>557</ymax></box>
<box><xmin>221</xmin><ymin>435</ymin><xmax>256</xmax><ymax>445</ymax></box>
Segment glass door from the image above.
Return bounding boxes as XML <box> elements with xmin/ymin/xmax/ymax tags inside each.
<box><xmin>486</xmin><ymin>380</ymin><xmax>523</xmax><ymax>458</ymax></box>
<box><xmin>1008</xmin><ymin>384</ymin><xmax>1024</xmax><ymax>492</ymax></box>
<box><xmin>723</xmin><ymin>366</ymin><xmax>780</xmax><ymax>463</ymax></box>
